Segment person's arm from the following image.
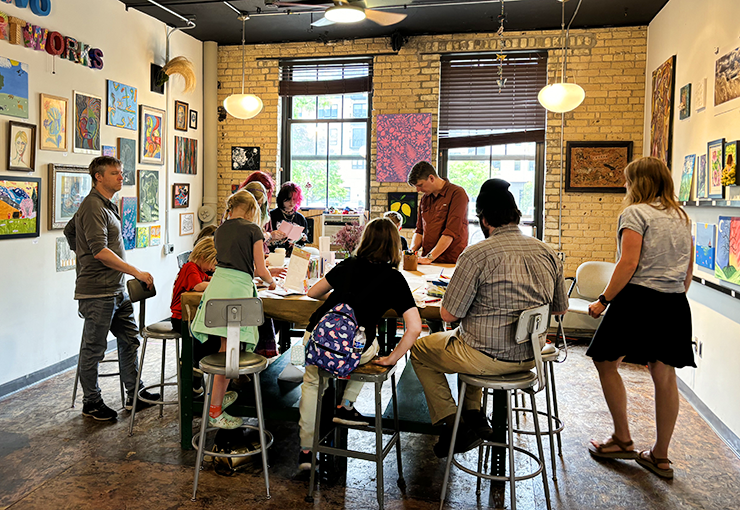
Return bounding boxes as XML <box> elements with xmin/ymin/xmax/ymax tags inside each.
<box><xmin>587</xmin><ymin>228</ymin><xmax>642</xmax><ymax>318</ymax></box>
<box><xmin>253</xmin><ymin>240</ymin><xmax>276</xmax><ymax>290</ymax></box>
<box><xmin>411</xmin><ymin>200</ymin><xmax>424</xmax><ymax>252</ymax></box>
<box><xmin>193</xmin><ymin>281</ymin><xmax>209</xmax><ymax>292</ymax></box>
<box><xmin>440</xmin><ymin>305</ymin><xmax>459</xmax><ymax>323</ymax></box>
<box><xmin>410</xmin><ymin>232</ymin><xmax>423</xmax><ymax>253</ymax></box>
<box><xmin>307</xmin><ymin>277</ymin><xmax>333</xmax><ymax>301</ymax></box>
<box><xmin>684</xmin><ymin>237</ymin><xmax>694</xmax><ymax>293</ymax></box>
<box><xmin>373</xmin><ymin>307</ymin><xmax>423</xmax><ymax>366</ymax></box>
<box><xmin>418</xmin><ymin>235</ymin><xmax>453</xmax><ymax>265</ymax></box>
<box><xmin>94</xmin><ymin>248</ymin><xmax>154</xmax><ymax>289</ymax></box>
<box><xmin>63</xmin><ymin>214</ymin><xmax>77</xmax><ymax>252</ymax></box>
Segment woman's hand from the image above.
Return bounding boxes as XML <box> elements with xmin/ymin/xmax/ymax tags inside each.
<box><xmin>269</xmin><ymin>266</ymin><xmax>287</xmax><ymax>278</ymax></box>
<box><xmin>271</xmin><ymin>230</ymin><xmax>287</xmax><ymax>242</ymax></box>
<box><xmin>372</xmin><ymin>355</ymin><xmax>398</xmax><ymax>367</ymax></box>
<box><xmin>588</xmin><ymin>300</ymin><xmax>606</xmax><ymax>318</ymax></box>
<box><xmin>268</xmin><ymin>280</ymin><xmax>277</xmax><ymax>291</ymax></box>
<box><xmin>418</xmin><ymin>257</ymin><xmax>433</xmax><ymax>265</ymax></box>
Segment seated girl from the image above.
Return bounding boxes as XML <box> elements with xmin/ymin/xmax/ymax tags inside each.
<box><xmin>269</xmin><ymin>181</ymin><xmax>308</xmax><ymax>256</ymax></box>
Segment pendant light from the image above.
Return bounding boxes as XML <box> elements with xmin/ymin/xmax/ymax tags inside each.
<box><xmin>538</xmin><ymin>0</ymin><xmax>585</xmax><ymax>113</ymax></box>
<box><xmin>223</xmin><ymin>14</ymin><xmax>263</xmax><ymax>119</ymax></box>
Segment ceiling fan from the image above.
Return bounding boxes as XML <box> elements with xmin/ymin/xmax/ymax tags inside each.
<box><xmin>273</xmin><ymin>0</ymin><xmax>408</xmax><ymax>27</ymax></box>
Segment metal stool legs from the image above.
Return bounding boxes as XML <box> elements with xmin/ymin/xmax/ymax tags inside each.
<box><xmin>191</xmin><ymin>372</ymin><xmax>214</xmax><ymax>501</ymax></box>
<box><xmin>71</xmin><ymin>334</ymin><xmax>125</xmax><ymax>409</ymax></box>
<box><xmin>253</xmin><ymin>372</ymin><xmax>271</xmax><ymax>498</ymax></box>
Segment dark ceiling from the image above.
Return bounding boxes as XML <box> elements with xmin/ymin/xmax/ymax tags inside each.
<box><xmin>119</xmin><ymin>0</ymin><xmax>669</xmax><ymax>46</ymax></box>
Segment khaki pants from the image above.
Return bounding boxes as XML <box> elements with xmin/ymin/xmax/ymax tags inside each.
<box><xmin>298</xmin><ymin>332</ymin><xmax>379</xmax><ymax>449</ymax></box>
<box><xmin>410</xmin><ymin>328</ymin><xmax>534</xmax><ymax>425</ymax></box>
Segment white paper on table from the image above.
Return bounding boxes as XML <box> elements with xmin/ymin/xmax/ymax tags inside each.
<box><xmin>319</xmin><ymin>236</ymin><xmax>331</xmax><ymax>252</ymax></box>
<box><xmin>283</xmin><ymin>247</ymin><xmax>311</xmax><ymax>293</ymax></box>
<box><xmin>278</xmin><ymin>221</ymin><xmax>305</xmax><ymax>241</ymax></box>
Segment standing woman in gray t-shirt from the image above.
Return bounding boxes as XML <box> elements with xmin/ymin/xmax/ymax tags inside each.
<box><xmin>586</xmin><ymin>157</ymin><xmax>695</xmax><ymax>479</ymax></box>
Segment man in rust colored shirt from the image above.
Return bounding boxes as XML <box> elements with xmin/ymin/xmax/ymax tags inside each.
<box><xmin>408</xmin><ymin>161</ymin><xmax>469</xmax><ymax>264</ymax></box>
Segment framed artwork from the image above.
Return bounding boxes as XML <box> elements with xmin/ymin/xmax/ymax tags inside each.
<box><xmin>174</xmin><ymin>100</ymin><xmax>188</xmax><ymax>131</ymax></box>
<box><xmin>39</xmin><ymin>94</ymin><xmax>67</xmax><ymax>151</ymax></box>
<box><xmin>723</xmin><ymin>140</ymin><xmax>739</xmax><ymax>186</ymax></box>
<box><xmin>377</xmin><ymin>113</ymin><xmax>432</xmax><ymax>182</ymax></box>
<box><xmin>175</xmin><ymin>137</ymin><xmax>198</xmax><ymax>174</ymax></box>
<box><xmin>172</xmin><ymin>183</ymin><xmax>189</xmax><ymax>208</ymax></box>
<box><xmin>565</xmin><ymin>141</ymin><xmax>633</xmax><ymax>193</ymax></box>
<box><xmin>8</xmin><ymin>121</ymin><xmax>36</xmax><ymax>171</ymax></box>
<box><xmin>117</xmin><ymin>138</ymin><xmax>136</xmax><ymax>185</ymax></box>
<box><xmin>231</xmin><ymin>146</ymin><xmax>260</xmax><ymax>171</ymax></box>
<box><xmin>149</xmin><ymin>225</ymin><xmax>161</xmax><ymax>246</ymax></box>
<box><xmin>73</xmin><ymin>91</ymin><xmax>101</xmax><ymax>154</ymax></box>
<box><xmin>136</xmin><ymin>226</ymin><xmax>150</xmax><ymax>248</ymax></box>
<box><xmin>179</xmin><ymin>212</ymin><xmax>195</xmax><ymax>236</ymax></box>
<box><xmin>716</xmin><ymin>216</ymin><xmax>740</xmax><ymax>284</ymax></box>
<box><xmin>650</xmin><ymin>55</ymin><xmax>676</xmax><ymax>167</ymax></box>
<box><xmin>106</xmin><ymin>80</ymin><xmax>137</xmax><ymax>130</ymax></box>
<box><xmin>679</xmin><ymin>84</ymin><xmax>691</xmax><ymax>120</ymax></box>
<box><xmin>0</xmin><ymin>175</ymin><xmax>40</xmax><ymax>239</ymax></box>
<box><xmin>138</xmin><ymin>169</ymin><xmax>159</xmax><ymax>222</ymax></box>
<box><xmin>48</xmin><ymin>164</ymin><xmax>91</xmax><ymax>229</ymax></box>
<box><xmin>708</xmin><ymin>138</ymin><xmax>725</xmax><ymax>199</ymax></box>
<box><xmin>0</xmin><ymin>57</ymin><xmax>29</xmax><ymax>119</ymax></box>
<box><xmin>678</xmin><ymin>154</ymin><xmax>695</xmax><ymax>201</ymax></box>
<box><xmin>55</xmin><ymin>236</ymin><xmax>76</xmax><ymax>272</ymax></box>
<box><xmin>150</xmin><ymin>63</ymin><xmax>165</xmax><ymax>94</ymax></box>
<box><xmin>388</xmin><ymin>192</ymin><xmax>418</xmax><ymax>229</ymax></box>
<box><xmin>715</xmin><ymin>47</ymin><xmax>740</xmax><ymax>107</ymax></box>
<box><xmin>139</xmin><ymin>105</ymin><xmax>165</xmax><ymax>165</ymax></box>
<box><xmin>102</xmin><ymin>145</ymin><xmax>116</xmax><ymax>157</ymax></box>
<box><xmin>695</xmin><ymin>223</ymin><xmax>716</xmax><ymax>271</ymax></box>
<box><xmin>120</xmin><ymin>196</ymin><xmax>137</xmax><ymax>250</ymax></box>
<box><xmin>189</xmin><ymin>110</ymin><xmax>198</xmax><ymax>129</ymax></box>
<box><xmin>694</xmin><ymin>77</ymin><xmax>707</xmax><ymax>111</ymax></box>
<box><xmin>695</xmin><ymin>154</ymin><xmax>708</xmax><ymax>199</ymax></box>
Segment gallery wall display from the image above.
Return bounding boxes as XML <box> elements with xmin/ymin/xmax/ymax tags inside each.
<box><xmin>106</xmin><ymin>80</ymin><xmax>137</xmax><ymax>130</ymax></box>
<box><xmin>231</xmin><ymin>146</ymin><xmax>259</xmax><ymax>171</ymax></box>
<box><xmin>149</xmin><ymin>225</ymin><xmax>161</xmax><ymax>246</ymax></box>
<box><xmin>73</xmin><ymin>91</ymin><xmax>101</xmax><ymax>154</ymax></box>
<box><xmin>716</xmin><ymin>216</ymin><xmax>739</xmax><ymax>284</ymax></box>
<box><xmin>679</xmin><ymin>83</ymin><xmax>691</xmax><ymax>120</ymax></box>
<box><xmin>714</xmin><ymin>46</ymin><xmax>740</xmax><ymax>107</ymax></box>
<box><xmin>695</xmin><ymin>154</ymin><xmax>708</xmax><ymax>200</ymax></box>
<box><xmin>139</xmin><ymin>105</ymin><xmax>165</xmax><ymax>165</ymax></box>
<box><xmin>138</xmin><ymin>169</ymin><xmax>159</xmax><ymax>222</ymax></box>
<box><xmin>175</xmin><ymin>137</ymin><xmax>197</xmax><ymax>174</ymax></box>
<box><xmin>0</xmin><ymin>57</ymin><xmax>29</xmax><ymax>119</ymax></box>
<box><xmin>189</xmin><ymin>110</ymin><xmax>197</xmax><ymax>130</ymax></box>
<box><xmin>722</xmin><ymin>140</ymin><xmax>738</xmax><ymax>186</ymax></box>
<box><xmin>102</xmin><ymin>145</ymin><xmax>116</xmax><ymax>157</ymax></box>
<box><xmin>8</xmin><ymin>121</ymin><xmax>36</xmax><ymax>171</ymax></box>
<box><xmin>120</xmin><ymin>196</ymin><xmax>137</xmax><ymax>250</ymax></box>
<box><xmin>39</xmin><ymin>94</ymin><xmax>67</xmax><ymax>152</ymax></box>
<box><xmin>0</xmin><ymin>175</ymin><xmax>40</xmax><ymax>239</ymax></box>
<box><xmin>565</xmin><ymin>141</ymin><xmax>632</xmax><ymax>193</ymax></box>
<box><xmin>48</xmin><ymin>164</ymin><xmax>91</xmax><ymax>230</ymax></box>
<box><xmin>172</xmin><ymin>183</ymin><xmax>189</xmax><ymax>208</ymax></box>
<box><xmin>174</xmin><ymin>100</ymin><xmax>188</xmax><ymax>131</ymax></box>
<box><xmin>117</xmin><ymin>138</ymin><xmax>136</xmax><ymax>185</ymax></box>
<box><xmin>179</xmin><ymin>212</ymin><xmax>194</xmax><ymax>236</ymax></box>
<box><xmin>136</xmin><ymin>226</ymin><xmax>150</xmax><ymax>248</ymax></box>
<box><xmin>694</xmin><ymin>77</ymin><xmax>707</xmax><ymax>111</ymax></box>
<box><xmin>708</xmin><ymin>138</ymin><xmax>725</xmax><ymax>199</ymax></box>
<box><xmin>695</xmin><ymin>223</ymin><xmax>716</xmax><ymax>271</ymax></box>
<box><xmin>387</xmin><ymin>192</ymin><xmax>418</xmax><ymax>229</ymax></box>
<box><xmin>55</xmin><ymin>236</ymin><xmax>75</xmax><ymax>272</ymax></box>
<box><xmin>678</xmin><ymin>154</ymin><xmax>695</xmax><ymax>202</ymax></box>
<box><xmin>376</xmin><ymin>113</ymin><xmax>432</xmax><ymax>182</ymax></box>
<box><xmin>650</xmin><ymin>55</ymin><xmax>676</xmax><ymax>167</ymax></box>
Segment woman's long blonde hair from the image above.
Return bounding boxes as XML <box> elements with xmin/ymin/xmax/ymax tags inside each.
<box><xmin>356</xmin><ymin>217</ymin><xmax>402</xmax><ymax>268</ymax></box>
<box><xmin>623</xmin><ymin>156</ymin><xmax>689</xmax><ymax>224</ymax></box>
<box><xmin>225</xmin><ymin>190</ymin><xmax>260</xmax><ymax>224</ymax></box>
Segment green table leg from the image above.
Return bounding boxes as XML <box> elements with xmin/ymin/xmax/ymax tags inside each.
<box><xmin>180</xmin><ymin>322</ymin><xmax>194</xmax><ymax>450</ymax></box>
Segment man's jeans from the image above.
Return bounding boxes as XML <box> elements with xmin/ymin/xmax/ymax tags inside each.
<box><xmin>78</xmin><ymin>293</ymin><xmax>141</xmax><ymax>405</ymax></box>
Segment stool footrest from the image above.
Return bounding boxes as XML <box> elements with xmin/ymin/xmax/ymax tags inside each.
<box><xmin>452</xmin><ymin>441</ymin><xmax>543</xmax><ymax>483</ymax></box>
<box><xmin>138</xmin><ymin>382</ymin><xmax>179</xmax><ymax>406</ymax></box>
<box><xmin>316</xmin><ymin>433</ymin><xmax>399</xmax><ymax>463</ymax></box>
<box><xmin>511</xmin><ymin>407</ymin><xmax>564</xmax><ymax>435</ymax></box>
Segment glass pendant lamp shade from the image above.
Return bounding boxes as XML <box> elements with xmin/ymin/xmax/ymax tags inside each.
<box><xmin>325</xmin><ymin>5</ymin><xmax>366</xmax><ymax>23</ymax></box>
<box><xmin>537</xmin><ymin>82</ymin><xmax>585</xmax><ymax>113</ymax></box>
<box><xmin>223</xmin><ymin>93</ymin><xmax>263</xmax><ymax>119</ymax></box>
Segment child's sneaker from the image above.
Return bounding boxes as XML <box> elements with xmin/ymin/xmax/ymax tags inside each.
<box><xmin>208</xmin><ymin>411</ymin><xmax>243</xmax><ymax>429</ymax></box>
<box><xmin>222</xmin><ymin>391</ymin><xmax>238</xmax><ymax>411</ymax></box>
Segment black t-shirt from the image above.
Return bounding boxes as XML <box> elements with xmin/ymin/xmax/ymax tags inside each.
<box><xmin>306</xmin><ymin>257</ymin><xmax>417</xmax><ymax>343</ymax></box>
<box><xmin>215</xmin><ymin>218</ymin><xmax>264</xmax><ymax>276</ymax></box>
<box><xmin>269</xmin><ymin>208</ymin><xmax>308</xmax><ymax>256</ymax></box>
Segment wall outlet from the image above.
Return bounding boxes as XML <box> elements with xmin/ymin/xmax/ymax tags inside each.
<box><xmin>164</xmin><ymin>243</ymin><xmax>175</xmax><ymax>255</ymax></box>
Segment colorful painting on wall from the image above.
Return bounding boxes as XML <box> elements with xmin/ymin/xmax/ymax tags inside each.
<box><xmin>73</xmin><ymin>91</ymin><xmax>101</xmax><ymax>154</ymax></box>
<box><xmin>8</xmin><ymin>121</ymin><xmax>35</xmax><ymax>171</ymax></box>
<box><xmin>388</xmin><ymin>192</ymin><xmax>418</xmax><ymax>229</ymax></box>
<box><xmin>106</xmin><ymin>80</ymin><xmax>137</xmax><ymax>130</ymax></box>
<box><xmin>723</xmin><ymin>140</ymin><xmax>738</xmax><ymax>187</ymax></box>
<box><xmin>695</xmin><ymin>223</ymin><xmax>716</xmax><ymax>271</ymax></box>
<box><xmin>0</xmin><ymin>57</ymin><xmax>29</xmax><ymax>119</ymax></box>
<box><xmin>714</xmin><ymin>46</ymin><xmax>740</xmax><ymax>107</ymax></box>
<box><xmin>117</xmin><ymin>138</ymin><xmax>136</xmax><ymax>185</ymax></box>
<box><xmin>679</xmin><ymin>83</ymin><xmax>691</xmax><ymax>120</ymax></box>
<box><xmin>0</xmin><ymin>176</ymin><xmax>40</xmax><ymax>239</ymax></box>
<box><xmin>376</xmin><ymin>113</ymin><xmax>432</xmax><ymax>182</ymax></box>
<box><xmin>138</xmin><ymin>169</ymin><xmax>159</xmax><ymax>222</ymax></box>
<box><xmin>139</xmin><ymin>105</ymin><xmax>164</xmax><ymax>165</ymax></box>
<box><xmin>678</xmin><ymin>154</ymin><xmax>695</xmax><ymax>201</ymax></box>
<box><xmin>231</xmin><ymin>146</ymin><xmax>260</xmax><ymax>171</ymax></box>
<box><xmin>172</xmin><ymin>183</ymin><xmax>189</xmax><ymax>208</ymax></box>
<box><xmin>708</xmin><ymin>138</ymin><xmax>725</xmax><ymax>199</ymax></box>
<box><xmin>695</xmin><ymin>154</ymin><xmax>708</xmax><ymax>199</ymax></box>
<box><xmin>716</xmin><ymin>216</ymin><xmax>740</xmax><ymax>284</ymax></box>
<box><xmin>136</xmin><ymin>226</ymin><xmax>149</xmax><ymax>248</ymax></box>
<box><xmin>120</xmin><ymin>196</ymin><xmax>137</xmax><ymax>250</ymax></box>
<box><xmin>149</xmin><ymin>225</ymin><xmax>161</xmax><ymax>246</ymax></box>
<box><xmin>650</xmin><ymin>55</ymin><xmax>676</xmax><ymax>167</ymax></box>
<box><xmin>55</xmin><ymin>236</ymin><xmax>76</xmax><ymax>272</ymax></box>
<box><xmin>48</xmin><ymin>164</ymin><xmax>91</xmax><ymax>230</ymax></box>
<box><xmin>175</xmin><ymin>137</ymin><xmax>197</xmax><ymax>174</ymax></box>
<box><xmin>565</xmin><ymin>141</ymin><xmax>632</xmax><ymax>192</ymax></box>
<box><xmin>39</xmin><ymin>94</ymin><xmax>67</xmax><ymax>151</ymax></box>
<box><xmin>102</xmin><ymin>145</ymin><xmax>116</xmax><ymax>157</ymax></box>
<box><xmin>174</xmin><ymin>100</ymin><xmax>188</xmax><ymax>131</ymax></box>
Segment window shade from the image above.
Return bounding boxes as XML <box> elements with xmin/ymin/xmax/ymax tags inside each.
<box><xmin>279</xmin><ymin>58</ymin><xmax>373</xmax><ymax>96</ymax></box>
<box><xmin>439</xmin><ymin>52</ymin><xmax>547</xmax><ymax>139</ymax></box>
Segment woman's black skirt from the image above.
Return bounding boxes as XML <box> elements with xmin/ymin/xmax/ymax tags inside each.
<box><xmin>586</xmin><ymin>283</ymin><xmax>696</xmax><ymax>368</ymax></box>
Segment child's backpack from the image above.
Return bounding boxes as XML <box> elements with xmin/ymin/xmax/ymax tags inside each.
<box><xmin>305</xmin><ymin>303</ymin><xmax>364</xmax><ymax>378</ymax></box>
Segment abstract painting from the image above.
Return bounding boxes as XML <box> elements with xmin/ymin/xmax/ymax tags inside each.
<box><xmin>716</xmin><ymin>216</ymin><xmax>740</xmax><ymax>284</ymax></box>
<box><xmin>138</xmin><ymin>169</ymin><xmax>159</xmax><ymax>222</ymax></box>
<box><xmin>8</xmin><ymin>121</ymin><xmax>35</xmax><ymax>171</ymax></box>
<box><xmin>149</xmin><ymin>225</ymin><xmax>161</xmax><ymax>246</ymax></box>
<box><xmin>175</xmin><ymin>137</ymin><xmax>197</xmax><ymax>174</ymax></box>
<box><xmin>708</xmin><ymin>138</ymin><xmax>725</xmax><ymax>199</ymax></box>
<box><xmin>39</xmin><ymin>94</ymin><xmax>67</xmax><ymax>151</ymax></box>
<box><xmin>48</xmin><ymin>164</ymin><xmax>91</xmax><ymax>230</ymax></box>
<box><xmin>0</xmin><ymin>57</ymin><xmax>29</xmax><ymax>119</ymax></box>
<box><xmin>678</xmin><ymin>154</ymin><xmax>695</xmax><ymax>201</ymax></box>
<box><xmin>180</xmin><ymin>212</ymin><xmax>194</xmax><ymax>236</ymax></box>
<box><xmin>679</xmin><ymin>84</ymin><xmax>691</xmax><ymax>120</ymax></box>
<box><xmin>376</xmin><ymin>113</ymin><xmax>432</xmax><ymax>182</ymax></box>
<box><xmin>172</xmin><ymin>183</ymin><xmax>189</xmax><ymax>208</ymax></box>
<box><xmin>106</xmin><ymin>80</ymin><xmax>137</xmax><ymax>130</ymax></box>
<box><xmin>715</xmin><ymin>47</ymin><xmax>740</xmax><ymax>107</ymax></box>
<box><xmin>388</xmin><ymin>192</ymin><xmax>418</xmax><ymax>229</ymax></box>
<box><xmin>695</xmin><ymin>223</ymin><xmax>716</xmax><ymax>271</ymax></box>
<box><xmin>55</xmin><ymin>236</ymin><xmax>76</xmax><ymax>272</ymax></box>
<box><xmin>695</xmin><ymin>154</ymin><xmax>708</xmax><ymax>199</ymax></box>
<box><xmin>174</xmin><ymin>100</ymin><xmax>188</xmax><ymax>131</ymax></box>
<box><xmin>565</xmin><ymin>141</ymin><xmax>632</xmax><ymax>192</ymax></box>
<box><xmin>139</xmin><ymin>105</ymin><xmax>164</xmax><ymax>165</ymax></box>
<box><xmin>136</xmin><ymin>226</ymin><xmax>149</xmax><ymax>248</ymax></box>
<box><xmin>650</xmin><ymin>55</ymin><xmax>676</xmax><ymax>167</ymax></box>
<box><xmin>0</xmin><ymin>176</ymin><xmax>40</xmax><ymax>239</ymax></box>
<box><xmin>120</xmin><ymin>196</ymin><xmax>137</xmax><ymax>250</ymax></box>
<box><xmin>231</xmin><ymin>146</ymin><xmax>259</xmax><ymax>171</ymax></box>
<box><xmin>73</xmin><ymin>91</ymin><xmax>101</xmax><ymax>154</ymax></box>
<box><xmin>117</xmin><ymin>138</ymin><xmax>136</xmax><ymax>185</ymax></box>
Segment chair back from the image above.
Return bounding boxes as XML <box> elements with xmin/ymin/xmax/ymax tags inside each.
<box><xmin>203</xmin><ymin>298</ymin><xmax>264</xmax><ymax>379</ymax></box>
<box><xmin>514</xmin><ymin>304</ymin><xmax>549</xmax><ymax>391</ymax></box>
<box><xmin>574</xmin><ymin>261</ymin><xmax>615</xmax><ymax>300</ymax></box>
<box><xmin>177</xmin><ymin>251</ymin><xmax>192</xmax><ymax>269</ymax></box>
<box><xmin>126</xmin><ymin>279</ymin><xmax>157</xmax><ymax>336</ymax></box>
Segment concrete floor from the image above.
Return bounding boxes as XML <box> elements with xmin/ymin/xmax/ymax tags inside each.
<box><xmin>1</xmin><ymin>342</ymin><xmax>739</xmax><ymax>510</ymax></box>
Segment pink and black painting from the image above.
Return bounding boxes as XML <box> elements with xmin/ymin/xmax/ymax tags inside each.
<box><xmin>376</xmin><ymin>113</ymin><xmax>432</xmax><ymax>183</ymax></box>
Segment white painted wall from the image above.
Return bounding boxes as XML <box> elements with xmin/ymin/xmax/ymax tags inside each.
<box><xmin>646</xmin><ymin>0</ymin><xmax>740</xmax><ymax>439</ymax></box>
<box><xmin>0</xmin><ymin>0</ymin><xmax>204</xmax><ymax>387</ymax></box>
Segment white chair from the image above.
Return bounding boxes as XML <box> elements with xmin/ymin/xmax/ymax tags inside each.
<box><xmin>566</xmin><ymin>261</ymin><xmax>616</xmax><ymax>316</ymax></box>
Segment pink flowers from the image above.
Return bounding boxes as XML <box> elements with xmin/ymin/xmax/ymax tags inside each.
<box><xmin>332</xmin><ymin>222</ymin><xmax>364</xmax><ymax>254</ymax></box>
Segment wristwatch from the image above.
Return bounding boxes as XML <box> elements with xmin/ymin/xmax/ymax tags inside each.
<box><xmin>598</xmin><ymin>294</ymin><xmax>610</xmax><ymax>306</ymax></box>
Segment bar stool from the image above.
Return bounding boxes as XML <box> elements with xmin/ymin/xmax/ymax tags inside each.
<box><xmin>191</xmin><ymin>298</ymin><xmax>272</xmax><ymax>501</ymax></box>
<box><xmin>440</xmin><ymin>304</ymin><xmax>552</xmax><ymax>510</ymax></box>
<box><xmin>126</xmin><ymin>279</ymin><xmax>181</xmax><ymax>436</ymax></box>
<box><xmin>70</xmin><ymin>333</ymin><xmax>125</xmax><ymax>409</ymax></box>
<box><xmin>308</xmin><ymin>363</ymin><xmax>404</xmax><ymax>510</ymax></box>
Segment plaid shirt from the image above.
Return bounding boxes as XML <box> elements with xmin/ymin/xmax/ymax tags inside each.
<box><xmin>442</xmin><ymin>225</ymin><xmax>568</xmax><ymax>361</ymax></box>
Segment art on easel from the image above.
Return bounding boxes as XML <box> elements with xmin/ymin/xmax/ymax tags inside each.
<box><xmin>695</xmin><ymin>223</ymin><xmax>716</xmax><ymax>271</ymax></box>
<box><xmin>708</xmin><ymin>138</ymin><xmax>725</xmax><ymax>199</ymax></box>
<box><xmin>695</xmin><ymin>154</ymin><xmax>708</xmax><ymax>199</ymax></box>
<box><xmin>716</xmin><ymin>216</ymin><xmax>740</xmax><ymax>284</ymax></box>
<box><xmin>678</xmin><ymin>154</ymin><xmax>695</xmax><ymax>201</ymax></box>
<box><xmin>376</xmin><ymin>113</ymin><xmax>432</xmax><ymax>182</ymax></box>
<box><xmin>650</xmin><ymin>55</ymin><xmax>676</xmax><ymax>167</ymax></box>
<box><xmin>120</xmin><ymin>196</ymin><xmax>137</xmax><ymax>250</ymax></box>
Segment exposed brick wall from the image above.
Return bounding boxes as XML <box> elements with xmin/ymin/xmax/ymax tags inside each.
<box><xmin>217</xmin><ymin>27</ymin><xmax>647</xmax><ymax>276</ymax></box>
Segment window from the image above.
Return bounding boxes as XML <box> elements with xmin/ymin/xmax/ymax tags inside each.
<box><xmin>350</xmin><ymin>127</ymin><xmax>364</xmax><ymax>150</ymax></box>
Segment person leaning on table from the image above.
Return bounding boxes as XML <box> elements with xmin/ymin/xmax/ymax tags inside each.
<box><xmin>410</xmin><ymin>178</ymin><xmax>568</xmax><ymax>458</ymax></box>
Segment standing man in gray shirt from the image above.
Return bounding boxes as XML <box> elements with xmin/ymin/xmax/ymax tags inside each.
<box><xmin>64</xmin><ymin>156</ymin><xmax>159</xmax><ymax>421</ymax></box>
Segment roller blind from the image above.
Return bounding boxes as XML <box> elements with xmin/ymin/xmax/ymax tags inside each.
<box><xmin>279</xmin><ymin>58</ymin><xmax>373</xmax><ymax>96</ymax></box>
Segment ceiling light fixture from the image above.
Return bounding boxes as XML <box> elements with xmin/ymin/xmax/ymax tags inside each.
<box><xmin>223</xmin><ymin>14</ymin><xmax>263</xmax><ymax>120</ymax></box>
<box><xmin>325</xmin><ymin>4</ymin><xmax>366</xmax><ymax>23</ymax></box>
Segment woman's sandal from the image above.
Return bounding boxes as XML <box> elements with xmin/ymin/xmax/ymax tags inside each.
<box><xmin>588</xmin><ymin>434</ymin><xmax>638</xmax><ymax>459</ymax></box>
<box><xmin>636</xmin><ymin>449</ymin><xmax>674</xmax><ymax>479</ymax></box>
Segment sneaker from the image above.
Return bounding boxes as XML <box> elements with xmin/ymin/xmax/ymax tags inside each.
<box><xmin>209</xmin><ymin>411</ymin><xmax>243</xmax><ymax>429</ymax></box>
<box><xmin>82</xmin><ymin>400</ymin><xmax>118</xmax><ymax>421</ymax></box>
<box><xmin>463</xmin><ymin>409</ymin><xmax>494</xmax><ymax>441</ymax></box>
<box><xmin>222</xmin><ymin>391</ymin><xmax>238</xmax><ymax>411</ymax></box>
<box><xmin>298</xmin><ymin>450</ymin><xmax>315</xmax><ymax>471</ymax></box>
<box><xmin>433</xmin><ymin>423</ymin><xmax>484</xmax><ymax>458</ymax></box>
<box><xmin>125</xmin><ymin>389</ymin><xmax>162</xmax><ymax>411</ymax></box>
<box><xmin>332</xmin><ymin>405</ymin><xmax>372</xmax><ymax>426</ymax></box>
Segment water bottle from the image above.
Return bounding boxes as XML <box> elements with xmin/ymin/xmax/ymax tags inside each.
<box><xmin>353</xmin><ymin>326</ymin><xmax>366</xmax><ymax>352</ymax></box>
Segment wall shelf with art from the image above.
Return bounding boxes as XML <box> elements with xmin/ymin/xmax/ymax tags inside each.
<box><xmin>692</xmin><ymin>218</ymin><xmax>740</xmax><ymax>296</ymax></box>
<box><xmin>681</xmin><ymin>200</ymin><xmax>740</xmax><ymax>208</ymax></box>
<box><xmin>691</xmin><ymin>275</ymin><xmax>740</xmax><ymax>302</ymax></box>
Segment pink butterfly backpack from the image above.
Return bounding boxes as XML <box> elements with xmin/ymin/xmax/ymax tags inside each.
<box><xmin>306</xmin><ymin>303</ymin><xmax>363</xmax><ymax>378</ymax></box>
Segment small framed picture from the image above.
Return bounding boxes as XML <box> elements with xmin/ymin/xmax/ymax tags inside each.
<box><xmin>139</xmin><ymin>104</ymin><xmax>165</xmax><ymax>165</ymax></box>
<box><xmin>48</xmin><ymin>164</ymin><xmax>92</xmax><ymax>229</ymax></box>
<box><xmin>8</xmin><ymin>121</ymin><xmax>36</xmax><ymax>171</ymax></box>
<box><xmin>39</xmin><ymin>93</ymin><xmax>68</xmax><ymax>152</ymax></box>
<box><xmin>0</xmin><ymin>175</ymin><xmax>41</xmax><ymax>239</ymax></box>
<box><xmin>179</xmin><ymin>212</ymin><xmax>195</xmax><ymax>236</ymax></box>
<box><xmin>172</xmin><ymin>183</ymin><xmax>190</xmax><ymax>208</ymax></box>
<box><xmin>189</xmin><ymin>109</ymin><xmax>198</xmax><ymax>130</ymax></box>
<box><xmin>565</xmin><ymin>141</ymin><xmax>633</xmax><ymax>193</ymax></box>
<box><xmin>174</xmin><ymin>100</ymin><xmax>188</xmax><ymax>131</ymax></box>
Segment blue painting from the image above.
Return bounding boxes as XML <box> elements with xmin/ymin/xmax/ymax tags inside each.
<box><xmin>0</xmin><ymin>57</ymin><xmax>29</xmax><ymax>119</ymax></box>
<box><xmin>120</xmin><ymin>196</ymin><xmax>137</xmax><ymax>250</ymax></box>
<box><xmin>716</xmin><ymin>216</ymin><xmax>731</xmax><ymax>272</ymax></box>
<box><xmin>107</xmin><ymin>80</ymin><xmax>137</xmax><ymax>130</ymax></box>
<box><xmin>695</xmin><ymin>223</ymin><xmax>716</xmax><ymax>271</ymax></box>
